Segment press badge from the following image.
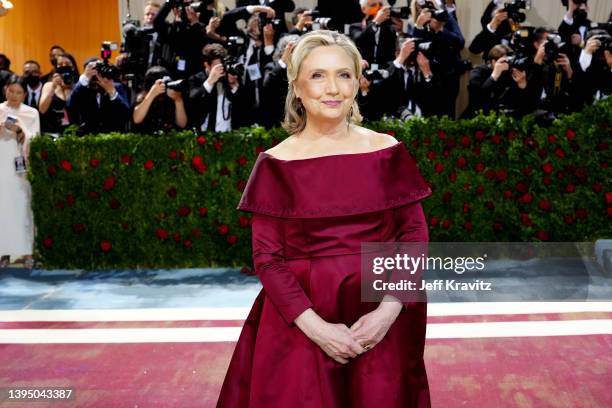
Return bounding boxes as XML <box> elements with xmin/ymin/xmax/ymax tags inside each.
<box><xmin>246</xmin><ymin>64</ymin><xmax>262</xmax><ymax>81</ymax></box>
<box><xmin>14</xmin><ymin>155</ymin><xmax>27</xmax><ymax>174</ymax></box>
<box><xmin>177</xmin><ymin>59</ymin><xmax>186</xmax><ymax>72</ymax></box>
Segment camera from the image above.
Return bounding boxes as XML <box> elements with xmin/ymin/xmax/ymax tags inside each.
<box><xmin>387</xmin><ymin>0</ymin><xmax>410</xmax><ymax>19</ymax></box>
<box><xmin>363</xmin><ymin>68</ymin><xmax>389</xmax><ymax>83</ymax></box>
<box><xmin>431</xmin><ymin>9</ymin><xmax>449</xmax><ymax>22</ymax></box>
<box><xmin>593</xmin><ymin>34</ymin><xmax>612</xmax><ymax>58</ymax></box>
<box><xmin>190</xmin><ymin>0</ymin><xmax>216</xmax><ymax>23</ymax></box>
<box><xmin>223</xmin><ymin>36</ymin><xmax>245</xmax><ymax>77</ymax></box>
<box><xmin>160</xmin><ymin>76</ymin><xmax>186</xmax><ymax>93</ymax></box>
<box><xmin>505</xmin><ymin>54</ymin><xmax>530</xmax><ymax>71</ymax></box>
<box><xmin>56</xmin><ymin>65</ymin><xmax>75</xmax><ymax>85</ymax></box>
<box><xmin>544</xmin><ymin>33</ymin><xmax>565</xmax><ymax>62</ymax></box>
<box><xmin>258</xmin><ymin>13</ymin><xmax>283</xmax><ymax>31</ymax></box>
<box><xmin>94</xmin><ymin>42</ymin><xmax>120</xmax><ymax>81</ymax></box>
<box><xmin>417</xmin><ymin>0</ymin><xmax>437</xmax><ymax>10</ymax></box>
<box><xmin>503</xmin><ymin>0</ymin><xmax>530</xmax><ymax>24</ymax></box>
<box><xmin>312</xmin><ymin>17</ymin><xmax>335</xmax><ymax>31</ymax></box>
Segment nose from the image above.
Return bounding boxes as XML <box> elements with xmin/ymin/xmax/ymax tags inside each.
<box><xmin>325</xmin><ymin>76</ymin><xmax>339</xmax><ymax>95</ymax></box>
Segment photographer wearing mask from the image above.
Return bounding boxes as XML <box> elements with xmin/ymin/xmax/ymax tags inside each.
<box><xmin>133</xmin><ymin>66</ymin><xmax>187</xmax><ymax>132</ymax></box>
<box><xmin>67</xmin><ymin>57</ymin><xmax>130</xmax><ymax>135</ymax></box>
<box><xmin>573</xmin><ymin>29</ymin><xmax>612</xmax><ymax>105</ymax></box>
<box><xmin>350</xmin><ymin>0</ymin><xmax>402</xmax><ymax>66</ymax></box>
<box><xmin>188</xmin><ymin>43</ymin><xmax>248</xmax><ymax>132</ymax></box>
<box><xmin>384</xmin><ymin>36</ymin><xmax>442</xmax><ymax>119</ymax></box>
<box><xmin>22</xmin><ymin>61</ymin><xmax>43</xmax><ymax>110</ymax></box>
<box><xmin>40</xmin><ymin>45</ymin><xmax>66</xmax><ymax>84</ymax></box>
<box><xmin>39</xmin><ymin>54</ymin><xmax>79</xmax><ymax>134</ymax></box>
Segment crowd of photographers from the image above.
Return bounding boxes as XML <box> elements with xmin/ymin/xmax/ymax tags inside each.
<box><xmin>0</xmin><ymin>0</ymin><xmax>610</xmax><ymax>136</ymax></box>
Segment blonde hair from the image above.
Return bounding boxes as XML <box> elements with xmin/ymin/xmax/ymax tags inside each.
<box><xmin>282</xmin><ymin>30</ymin><xmax>363</xmax><ymax>135</ymax></box>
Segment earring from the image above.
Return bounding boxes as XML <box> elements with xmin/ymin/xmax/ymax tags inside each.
<box><xmin>348</xmin><ymin>106</ymin><xmax>354</xmax><ymax>120</ymax></box>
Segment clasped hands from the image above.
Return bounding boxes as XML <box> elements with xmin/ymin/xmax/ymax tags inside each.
<box><xmin>296</xmin><ymin>298</ymin><xmax>403</xmax><ymax>364</ymax></box>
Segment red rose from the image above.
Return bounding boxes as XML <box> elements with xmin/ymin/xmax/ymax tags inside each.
<box><xmin>491</xmin><ymin>134</ymin><xmax>501</xmax><ymax>144</ymax></box>
<box><xmin>520</xmin><ymin>213</ymin><xmax>532</xmax><ymax>226</ymax></box>
<box><xmin>411</xmin><ymin>140</ymin><xmax>419</xmax><ymax>149</ymax></box>
<box><xmin>437</xmin><ymin>130</ymin><xmax>446</xmax><ymax>140</ymax></box>
<box><xmin>536</xmin><ymin>230</ymin><xmax>550</xmax><ymax>241</ymax></box>
<box><xmin>156</xmin><ymin>228</ymin><xmax>169</xmax><ymax>241</ymax></box>
<box><xmin>473</xmin><ymin>145</ymin><xmax>481</xmax><ymax>156</ymax></box>
<box><xmin>574</xmin><ymin>167</ymin><xmax>587</xmax><ymax>179</ymax></box>
<box><xmin>463</xmin><ymin>202</ymin><xmax>472</xmax><ymax>214</ymax></box>
<box><xmin>213</xmin><ymin>141</ymin><xmax>222</xmax><ymax>151</ymax></box>
<box><xmin>476</xmin><ymin>185</ymin><xmax>485</xmax><ymax>195</ymax></box>
<box><xmin>43</xmin><ymin>237</ymin><xmax>54</xmax><ymax>248</ymax></box>
<box><xmin>446</xmin><ymin>138</ymin><xmax>457</xmax><ymax>149</ymax></box>
<box><xmin>197</xmin><ymin>136</ymin><xmax>206</xmax><ymax>145</ymax></box>
<box><xmin>191</xmin><ymin>155</ymin><xmax>207</xmax><ymax>173</ymax></box>
<box><xmin>475</xmin><ymin>163</ymin><xmax>485</xmax><ymax>173</ymax></box>
<box><xmin>575</xmin><ymin>208</ymin><xmax>587</xmax><ymax>219</ymax></box>
<box><xmin>519</xmin><ymin>193</ymin><xmax>534</xmax><ymax>204</ymax></box>
<box><xmin>442</xmin><ymin>191</ymin><xmax>453</xmax><ymax>204</ymax></box>
<box><xmin>442</xmin><ymin>219</ymin><xmax>451</xmax><ymax>229</ymax></box>
<box><xmin>565</xmin><ymin>184</ymin><xmax>576</xmax><ymax>193</ymax></box>
<box><xmin>66</xmin><ymin>194</ymin><xmax>76</xmax><ymax>206</ymax></box>
<box><xmin>434</xmin><ymin>162</ymin><xmax>444</xmax><ymax>173</ymax></box>
<box><xmin>442</xmin><ymin>149</ymin><xmax>450</xmax><ymax>158</ymax></box>
<box><xmin>538</xmin><ymin>199</ymin><xmax>552</xmax><ymax>211</ymax></box>
<box><xmin>227</xmin><ymin>235</ymin><xmax>238</xmax><ymax>245</ymax></box>
<box><xmin>55</xmin><ymin>201</ymin><xmax>65</xmax><ymax>210</ymax></box>
<box><xmin>426</xmin><ymin>151</ymin><xmax>436</xmax><ymax>160</ymax></box>
<box><xmin>40</xmin><ymin>150</ymin><xmax>49</xmax><ymax>160</ymax></box>
<box><xmin>121</xmin><ymin>154</ymin><xmax>132</xmax><ymax>165</ymax></box>
<box><xmin>515</xmin><ymin>182</ymin><xmax>527</xmax><ymax>193</ymax></box>
<box><xmin>606</xmin><ymin>192</ymin><xmax>612</xmax><ymax>205</ymax></box>
<box><xmin>166</xmin><ymin>187</ymin><xmax>177</xmax><ymax>198</ymax></box>
<box><xmin>218</xmin><ymin>224</ymin><xmax>229</xmax><ymax>235</ymax></box>
<box><xmin>496</xmin><ymin>169</ymin><xmax>508</xmax><ymax>181</ymax></box>
<box><xmin>565</xmin><ymin>129</ymin><xmax>576</xmax><ymax>140</ymax></box>
<box><xmin>554</xmin><ymin>148</ymin><xmax>566</xmax><ymax>158</ymax></box>
<box><xmin>503</xmin><ymin>190</ymin><xmax>513</xmax><ymax>199</ymax></box>
<box><xmin>460</xmin><ymin>135</ymin><xmax>470</xmax><ymax>147</ymax></box>
<box><xmin>464</xmin><ymin>220</ymin><xmax>473</xmax><ymax>231</ymax></box>
<box><xmin>168</xmin><ymin>150</ymin><xmax>178</xmax><ymax>159</ymax></box>
<box><xmin>592</xmin><ymin>183</ymin><xmax>602</xmax><ymax>193</ymax></box>
<box><xmin>144</xmin><ymin>160</ymin><xmax>155</xmax><ymax>170</ymax></box>
<box><xmin>507</xmin><ymin>130</ymin><xmax>516</xmax><ymax>140</ymax></box>
<box><xmin>238</xmin><ymin>156</ymin><xmax>248</xmax><ymax>166</ymax></box>
<box><xmin>521</xmin><ymin>167</ymin><xmax>532</xmax><ymax>176</ymax></box>
<box><xmin>239</xmin><ymin>216</ymin><xmax>250</xmax><ymax>228</ymax></box>
<box><xmin>173</xmin><ymin>232</ymin><xmax>181</xmax><ymax>242</ymax></box>
<box><xmin>183</xmin><ymin>239</ymin><xmax>193</xmax><ymax>249</ymax></box>
<box><xmin>89</xmin><ymin>159</ymin><xmax>100</xmax><ymax>168</ymax></box>
<box><xmin>100</xmin><ymin>241</ymin><xmax>112</xmax><ymax>252</ymax></box>
<box><xmin>72</xmin><ymin>223</ymin><xmax>85</xmax><ymax>234</ymax></box>
<box><xmin>547</xmin><ymin>134</ymin><xmax>557</xmax><ymax>143</ymax></box>
<box><xmin>47</xmin><ymin>165</ymin><xmax>57</xmax><ymax>175</ymax></box>
<box><xmin>543</xmin><ymin>176</ymin><xmax>552</xmax><ymax>185</ymax></box>
<box><xmin>542</xmin><ymin>162</ymin><xmax>553</xmax><ymax>174</ymax></box>
<box><xmin>485</xmin><ymin>201</ymin><xmax>495</xmax><ymax>210</ymax></box>
<box><xmin>60</xmin><ymin>160</ymin><xmax>72</xmax><ymax>171</ymax></box>
<box><xmin>198</xmin><ymin>207</ymin><xmax>208</xmax><ymax>217</ymax></box>
<box><xmin>191</xmin><ymin>228</ymin><xmax>202</xmax><ymax>238</ymax></box>
<box><xmin>607</xmin><ymin>207</ymin><xmax>612</xmax><ymax>217</ymax></box>
<box><xmin>563</xmin><ymin>215</ymin><xmax>574</xmax><ymax>225</ymax></box>
<box><xmin>485</xmin><ymin>169</ymin><xmax>495</xmax><ymax>180</ymax></box>
<box><xmin>449</xmin><ymin>172</ymin><xmax>457</xmax><ymax>183</ymax></box>
<box><xmin>178</xmin><ymin>207</ymin><xmax>191</xmax><ymax>217</ymax></box>
<box><xmin>523</xmin><ymin>137</ymin><xmax>537</xmax><ymax>148</ymax></box>
<box><xmin>103</xmin><ymin>176</ymin><xmax>116</xmax><ymax>191</ymax></box>
<box><xmin>456</xmin><ymin>156</ymin><xmax>467</xmax><ymax>168</ymax></box>
<box><xmin>475</xmin><ymin>130</ymin><xmax>485</xmax><ymax>141</ymax></box>
<box><xmin>237</xmin><ymin>180</ymin><xmax>247</xmax><ymax>192</ymax></box>
<box><xmin>109</xmin><ymin>198</ymin><xmax>121</xmax><ymax>209</ymax></box>
<box><xmin>430</xmin><ymin>216</ymin><xmax>439</xmax><ymax>227</ymax></box>
<box><xmin>88</xmin><ymin>191</ymin><xmax>100</xmax><ymax>200</ymax></box>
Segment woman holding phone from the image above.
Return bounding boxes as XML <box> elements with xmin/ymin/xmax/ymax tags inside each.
<box><xmin>0</xmin><ymin>75</ymin><xmax>40</xmax><ymax>268</ymax></box>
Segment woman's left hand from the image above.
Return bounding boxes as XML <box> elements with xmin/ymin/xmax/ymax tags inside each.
<box><xmin>349</xmin><ymin>301</ymin><xmax>402</xmax><ymax>350</ymax></box>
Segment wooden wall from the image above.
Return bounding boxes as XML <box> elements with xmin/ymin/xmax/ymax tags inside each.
<box><xmin>0</xmin><ymin>1</ymin><xmax>121</xmax><ymax>74</ymax></box>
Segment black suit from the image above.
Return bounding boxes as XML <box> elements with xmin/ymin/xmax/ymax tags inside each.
<box><xmin>188</xmin><ymin>71</ymin><xmax>249</xmax><ymax>132</ymax></box>
<box><xmin>350</xmin><ymin>20</ymin><xmax>397</xmax><ymax>65</ymax></box>
<box><xmin>262</xmin><ymin>60</ymin><xmax>288</xmax><ymax>128</ymax></box>
<box><xmin>236</xmin><ymin>0</ymin><xmax>295</xmax><ymax>34</ymax></box>
<box><xmin>383</xmin><ymin>62</ymin><xmax>443</xmax><ymax>117</ymax></box>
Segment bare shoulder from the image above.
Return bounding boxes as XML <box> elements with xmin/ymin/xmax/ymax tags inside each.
<box><xmin>352</xmin><ymin>125</ymin><xmax>399</xmax><ymax>150</ymax></box>
<box><xmin>263</xmin><ymin>136</ymin><xmax>298</xmax><ymax>159</ymax></box>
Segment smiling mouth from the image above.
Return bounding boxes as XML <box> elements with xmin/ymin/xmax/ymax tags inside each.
<box><xmin>322</xmin><ymin>100</ymin><xmax>342</xmax><ymax>107</ymax></box>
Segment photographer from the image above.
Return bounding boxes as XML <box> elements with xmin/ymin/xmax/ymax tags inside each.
<box><xmin>236</xmin><ymin>0</ymin><xmax>295</xmax><ymax>37</ymax></box>
<box><xmin>488</xmin><ymin>54</ymin><xmax>542</xmax><ymax>116</ymax></box>
<box><xmin>262</xmin><ymin>35</ymin><xmax>298</xmax><ymax>128</ymax></box>
<box><xmin>188</xmin><ymin>43</ymin><xmax>248</xmax><ymax>132</ymax></box>
<box><xmin>287</xmin><ymin>8</ymin><xmax>314</xmax><ymax>36</ymax></box>
<box><xmin>462</xmin><ymin>44</ymin><xmax>512</xmax><ymax>118</ymax></box>
<box><xmin>358</xmin><ymin>59</ymin><xmax>391</xmax><ymax>121</ymax></box>
<box><xmin>40</xmin><ymin>45</ymin><xmax>66</xmax><ymax>84</ymax></box>
<box><xmin>383</xmin><ymin>36</ymin><xmax>442</xmax><ymax>118</ymax></box>
<box><xmin>572</xmin><ymin>30</ymin><xmax>612</xmax><ymax>105</ymax></box>
<box><xmin>153</xmin><ymin>0</ymin><xmax>209</xmax><ymax>78</ymax></box>
<box><xmin>39</xmin><ymin>54</ymin><xmax>79</xmax><ymax>134</ymax></box>
<box><xmin>411</xmin><ymin>0</ymin><xmax>465</xmax><ymax>117</ymax></box>
<box><xmin>559</xmin><ymin>0</ymin><xmax>591</xmax><ymax>45</ymax></box>
<box><xmin>349</xmin><ymin>1</ymin><xmax>402</xmax><ymax>66</ymax></box>
<box><xmin>67</xmin><ymin>57</ymin><xmax>130</xmax><ymax>135</ymax></box>
<box><xmin>470</xmin><ymin>2</ymin><xmax>518</xmax><ymax>58</ymax></box>
<box><xmin>133</xmin><ymin>66</ymin><xmax>187</xmax><ymax>133</ymax></box>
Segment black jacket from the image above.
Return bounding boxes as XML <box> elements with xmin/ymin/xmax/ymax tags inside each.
<box><xmin>350</xmin><ymin>20</ymin><xmax>398</xmax><ymax>65</ymax></box>
<box><xmin>262</xmin><ymin>60</ymin><xmax>288</xmax><ymax>128</ymax></box>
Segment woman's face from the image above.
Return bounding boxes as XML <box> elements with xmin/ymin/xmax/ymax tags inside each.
<box><xmin>56</xmin><ymin>56</ymin><xmax>73</xmax><ymax>69</ymax></box>
<box><xmin>293</xmin><ymin>45</ymin><xmax>357</xmax><ymax>123</ymax></box>
<box><xmin>5</xmin><ymin>83</ymin><xmax>26</xmax><ymax>105</ymax></box>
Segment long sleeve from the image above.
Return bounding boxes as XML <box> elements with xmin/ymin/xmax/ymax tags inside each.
<box><xmin>251</xmin><ymin>213</ymin><xmax>313</xmax><ymax>326</ymax></box>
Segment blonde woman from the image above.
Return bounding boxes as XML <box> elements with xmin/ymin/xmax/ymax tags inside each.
<box><xmin>217</xmin><ymin>30</ymin><xmax>432</xmax><ymax>407</ymax></box>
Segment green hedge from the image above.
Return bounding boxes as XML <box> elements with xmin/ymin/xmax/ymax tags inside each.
<box><xmin>29</xmin><ymin>100</ymin><xmax>612</xmax><ymax>269</ymax></box>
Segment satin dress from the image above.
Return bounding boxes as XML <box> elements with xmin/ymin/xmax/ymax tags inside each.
<box><xmin>216</xmin><ymin>141</ymin><xmax>433</xmax><ymax>408</ymax></box>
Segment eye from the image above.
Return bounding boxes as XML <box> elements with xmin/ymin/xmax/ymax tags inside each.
<box><xmin>339</xmin><ymin>72</ymin><xmax>352</xmax><ymax>79</ymax></box>
<box><xmin>311</xmin><ymin>72</ymin><xmax>323</xmax><ymax>79</ymax></box>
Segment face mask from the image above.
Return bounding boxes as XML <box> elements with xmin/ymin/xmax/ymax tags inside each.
<box><xmin>367</xmin><ymin>3</ymin><xmax>382</xmax><ymax>17</ymax></box>
<box><xmin>24</xmin><ymin>74</ymin><xmax>41</xmax><ymax>88</ymax></box>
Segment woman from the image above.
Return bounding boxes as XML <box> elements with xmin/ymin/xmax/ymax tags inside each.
<box><xmin>216</xmin><ymin>30</ymin><xmax>432</xmax><ymax>407</ymax></box>
<box><xmin>39</xmin><ymin>54</ymin><xmax>78</xmax><ymax>134</ymax></box>
<box><xmin>132</xmin><ymin>66</ymin><xmax>187</xmax><ymax>133</ymax></box>
<box><xmin>0</xmin><ymin>75</ymin><xmax>40</xmax><ymax>268</ymax></box>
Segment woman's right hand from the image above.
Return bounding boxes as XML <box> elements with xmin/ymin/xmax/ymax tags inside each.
<box><xmin>148</xmin><ymin>79</ymin><xmax>166</xmax><ymax>98</ymax></box>
<box><xmin>51</xmin><ymin>73</ymin><xmax>64</xmax><ymax>89</ymax></box>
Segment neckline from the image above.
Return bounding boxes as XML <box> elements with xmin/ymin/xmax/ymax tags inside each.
<box><xmin>260</xmin><ymin>141</ymin><xmax>402</xmax><ymax>163</ymax></box>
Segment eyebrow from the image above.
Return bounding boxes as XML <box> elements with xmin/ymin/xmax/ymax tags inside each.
<box><xmin>306</xmin><ymin>68</ymin><xmax>353</xmax><ymax>73</ymax></box>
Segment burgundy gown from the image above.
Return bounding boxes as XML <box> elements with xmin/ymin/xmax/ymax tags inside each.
<box><xmin>216</xmin><ymin>141</ymin><xmax>433</xmax><ymax>407</ymax></box>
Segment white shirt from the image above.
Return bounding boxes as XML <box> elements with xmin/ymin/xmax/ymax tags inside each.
<box><xmin>202</xmin><ymin>79</ymin><xmax>239</xmax><ymax>132</ymax></box>
<box><xmin>26</xmin><ymin>84</ymin><xmax>42</xmax><ymax>106</ymax></box>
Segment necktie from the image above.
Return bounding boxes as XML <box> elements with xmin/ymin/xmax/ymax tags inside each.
<box><xmin>29</xmin><ymin>92</ymin><xmax>36</xmax><ymax>107</ymax></box>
